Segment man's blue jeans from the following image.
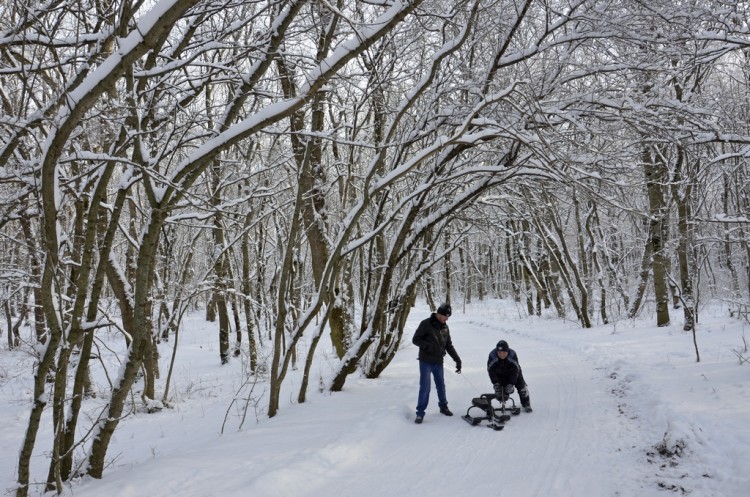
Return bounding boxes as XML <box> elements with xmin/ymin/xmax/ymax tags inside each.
<box><xmin>416</xmin><ymin>360</ymin><xmax>447</xmax><ymax>417</ymax></box>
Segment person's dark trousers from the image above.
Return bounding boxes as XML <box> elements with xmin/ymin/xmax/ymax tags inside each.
<box><xmin>517</xmin><ymin>370</ymin><xmax>530</xmax><ymax>407</ymax></box>
<box><xmin>416</xmin><ymin>360</ymin><xmax>447</xmax><ymax>417</ymax></box>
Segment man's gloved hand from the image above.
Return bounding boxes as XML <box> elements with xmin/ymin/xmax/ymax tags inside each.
<box><xmin>493</xmin><ymin>383</ymin><xmax>503</xmax><ymax>396</ymax></box>
<box><xmin>455</xmin><ymin>361</ymin><xmax>462</xmax><ymax>374</ymax></box>
<box><xmin>505</xmin><ymin>384</ymin><xmax>515</xmax><ymax>395</ymax></box>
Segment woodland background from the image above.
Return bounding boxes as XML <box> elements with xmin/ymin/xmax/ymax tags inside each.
<box><xmin>1</xmin><ymin>0</ymin><xmax>750</xmax><ymax>495</ymax></box>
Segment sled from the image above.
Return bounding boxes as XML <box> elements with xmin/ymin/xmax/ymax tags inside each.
<box><xmin>461</xmin><ymin>392</ymin><xmax>521</xmax><ymax>431</ymax></box>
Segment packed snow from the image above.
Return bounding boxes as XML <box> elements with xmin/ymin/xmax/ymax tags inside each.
<box><xmin>2</xmin><ymin>299</ymin><xmax>748</xmax><ymax>496</ymax></box>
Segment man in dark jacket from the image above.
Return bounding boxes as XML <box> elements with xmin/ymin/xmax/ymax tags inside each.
<box><xmin>487</xmin><ymin>340</ymin><xmax>532</xmax><ymax>412</ymax></box>
<box><xmin>412</xmin><ymin>303</ymin><xmax>462</xmax><ymax>424</ymax></box>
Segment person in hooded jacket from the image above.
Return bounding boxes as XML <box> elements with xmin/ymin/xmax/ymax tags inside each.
<box><xmin>487</xmin><ymin>340</ymin><xmax>532</xmax><ymax>412</ymax></box>
<box><xmin>411</xmin><ymin>303</ymin><xmax>462</xmax><ymax>424</ymax></box>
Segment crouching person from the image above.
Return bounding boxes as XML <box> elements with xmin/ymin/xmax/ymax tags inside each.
<box><xmin>487</xmin><ymin>340</ymin><xmax>532</xmax><ymax>412</ymax></box>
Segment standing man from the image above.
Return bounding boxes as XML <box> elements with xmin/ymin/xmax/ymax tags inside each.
<box><xmin>412</xmin><ymin>302</ymin><xmax>462</xmax><ymax>424</ymax></box>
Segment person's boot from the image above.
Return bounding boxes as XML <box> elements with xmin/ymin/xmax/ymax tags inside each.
<box><xmin>415</xmin><ymin>415</ymin><xmax>424</xmax><ymax>424</ymax></box>
<box><xmin>520</xmin><ymin>388</ymin><xmax>531</xmax><ymax>412</ymax></box>
<box><xmin>439</xmin><ymin>406</ymin><xmax>453</xmax><ymax>416</ymax></box>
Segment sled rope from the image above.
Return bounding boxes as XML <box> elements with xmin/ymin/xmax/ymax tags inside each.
<box><xmin>458</xmin><ymin>369</ymin><xmax>483</xmax><ymax>395</ymax></box>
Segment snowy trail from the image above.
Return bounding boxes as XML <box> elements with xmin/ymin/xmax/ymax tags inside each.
<box><xmin>429</xmin><ymin>319</ymin><xmax>642</xmax><ymax>497</ymax></box>
<box><xmin>38</xmin><ymin>308</ymin><xmax>672</xmax><ymax>497</ymax></box>
<box><xmin>253</xmin><ymin>312</ymin><xmax>652</xmax><ymax>497</ymax></box>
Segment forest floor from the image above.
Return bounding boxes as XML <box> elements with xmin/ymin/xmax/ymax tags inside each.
<box><xmin>2</xmin><ymin>299</ymin><xmax>748</xmax><ymax>496</ymax></box>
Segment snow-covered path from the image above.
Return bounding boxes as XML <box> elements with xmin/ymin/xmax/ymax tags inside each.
<box><xmin>367</xmin><ymin>315</ymin><xmax>650</xmax><ymax>497</ymax></box>
<box><xmin>5</xmin><ymin>301</ymin><xmax>746</xmax><ymax>497</ymax></box>
<box><xmin>53</xmin><ymin>306</ymin><xmax>661</xmax><ymax>497</ymax></box>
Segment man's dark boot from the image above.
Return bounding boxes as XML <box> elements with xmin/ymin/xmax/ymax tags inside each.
<box><xmin>440</xmin><ymin>406</ymin><xmax>453</xmax><ymax>416</ymax></box>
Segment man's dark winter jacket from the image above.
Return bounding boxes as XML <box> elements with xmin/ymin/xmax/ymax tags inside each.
<box><xmin>486</xmin><ymin>354</ymin><xmax>520</xmax><ymax>387</ymax></box>
<box><xmin>412</xmin><ymin>314</ymin><xmax>461</xmax><ymax>365</ymax></box>
<box><xmin>487</xmin><ymin>348</ymin><xmax>521</xmax><ymax>370</ymax></box>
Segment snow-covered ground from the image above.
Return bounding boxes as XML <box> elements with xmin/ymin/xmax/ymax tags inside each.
<box><xmin>2</xmin><ymin>300</ymin><xmax>748</xmax><ymax>496</ymax></box>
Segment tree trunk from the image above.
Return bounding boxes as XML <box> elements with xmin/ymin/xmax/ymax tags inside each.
<box><xmin>16</xmin><ymin>260</ymin><xmax>64</xmax><ymax>497</ymax></box>
<box><xmin>268</xmin><ymin>174</ymin><xmax>306</xmax><ymax>418</ymax></box>
<box><xmin>538</xmin><ymin>190</ymin><xmax>591</xmax><ymax>328</ymax></box>
<box><xmin>643</xmin><ymin>146</ymin><xmax>671</xmax><ymax>327</ymax></box>
<box><xmin>672</xmin><ymin>150</ymin><xmax>696</xmax><ymax>331</ymax></box>
<box><xmin>18</xmin><ymin>211</ymin><xmax>47</xmax><ymax>343</ymax></box>
<box><xmin>506</xmin><ymin>222</ymin><xmax>522</xmax><ymax>302</ymax></box>
<box><xmin>86</xmin><ymin>207</ymin><xmax>167</xmax><ymax>477</ymax></box>
<box><xmin>584</xmin><ymin>201</ymin><xmax>608</xmax><ymax>324</ymax></box>
<box><xmin>628</xmin><ymin>231</ymin><xmax>652</xmax><ymax>318</ymax></box>
<box><xmin>241</xmin><ymin>210</ymin><xmax>258</xmax><ymax>371</ymax></box>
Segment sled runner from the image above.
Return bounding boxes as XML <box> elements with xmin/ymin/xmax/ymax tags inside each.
<box><xmin>461</xmin><ymin>392</ymin><xmax>521</xmax><ymax>431</ymax></box>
